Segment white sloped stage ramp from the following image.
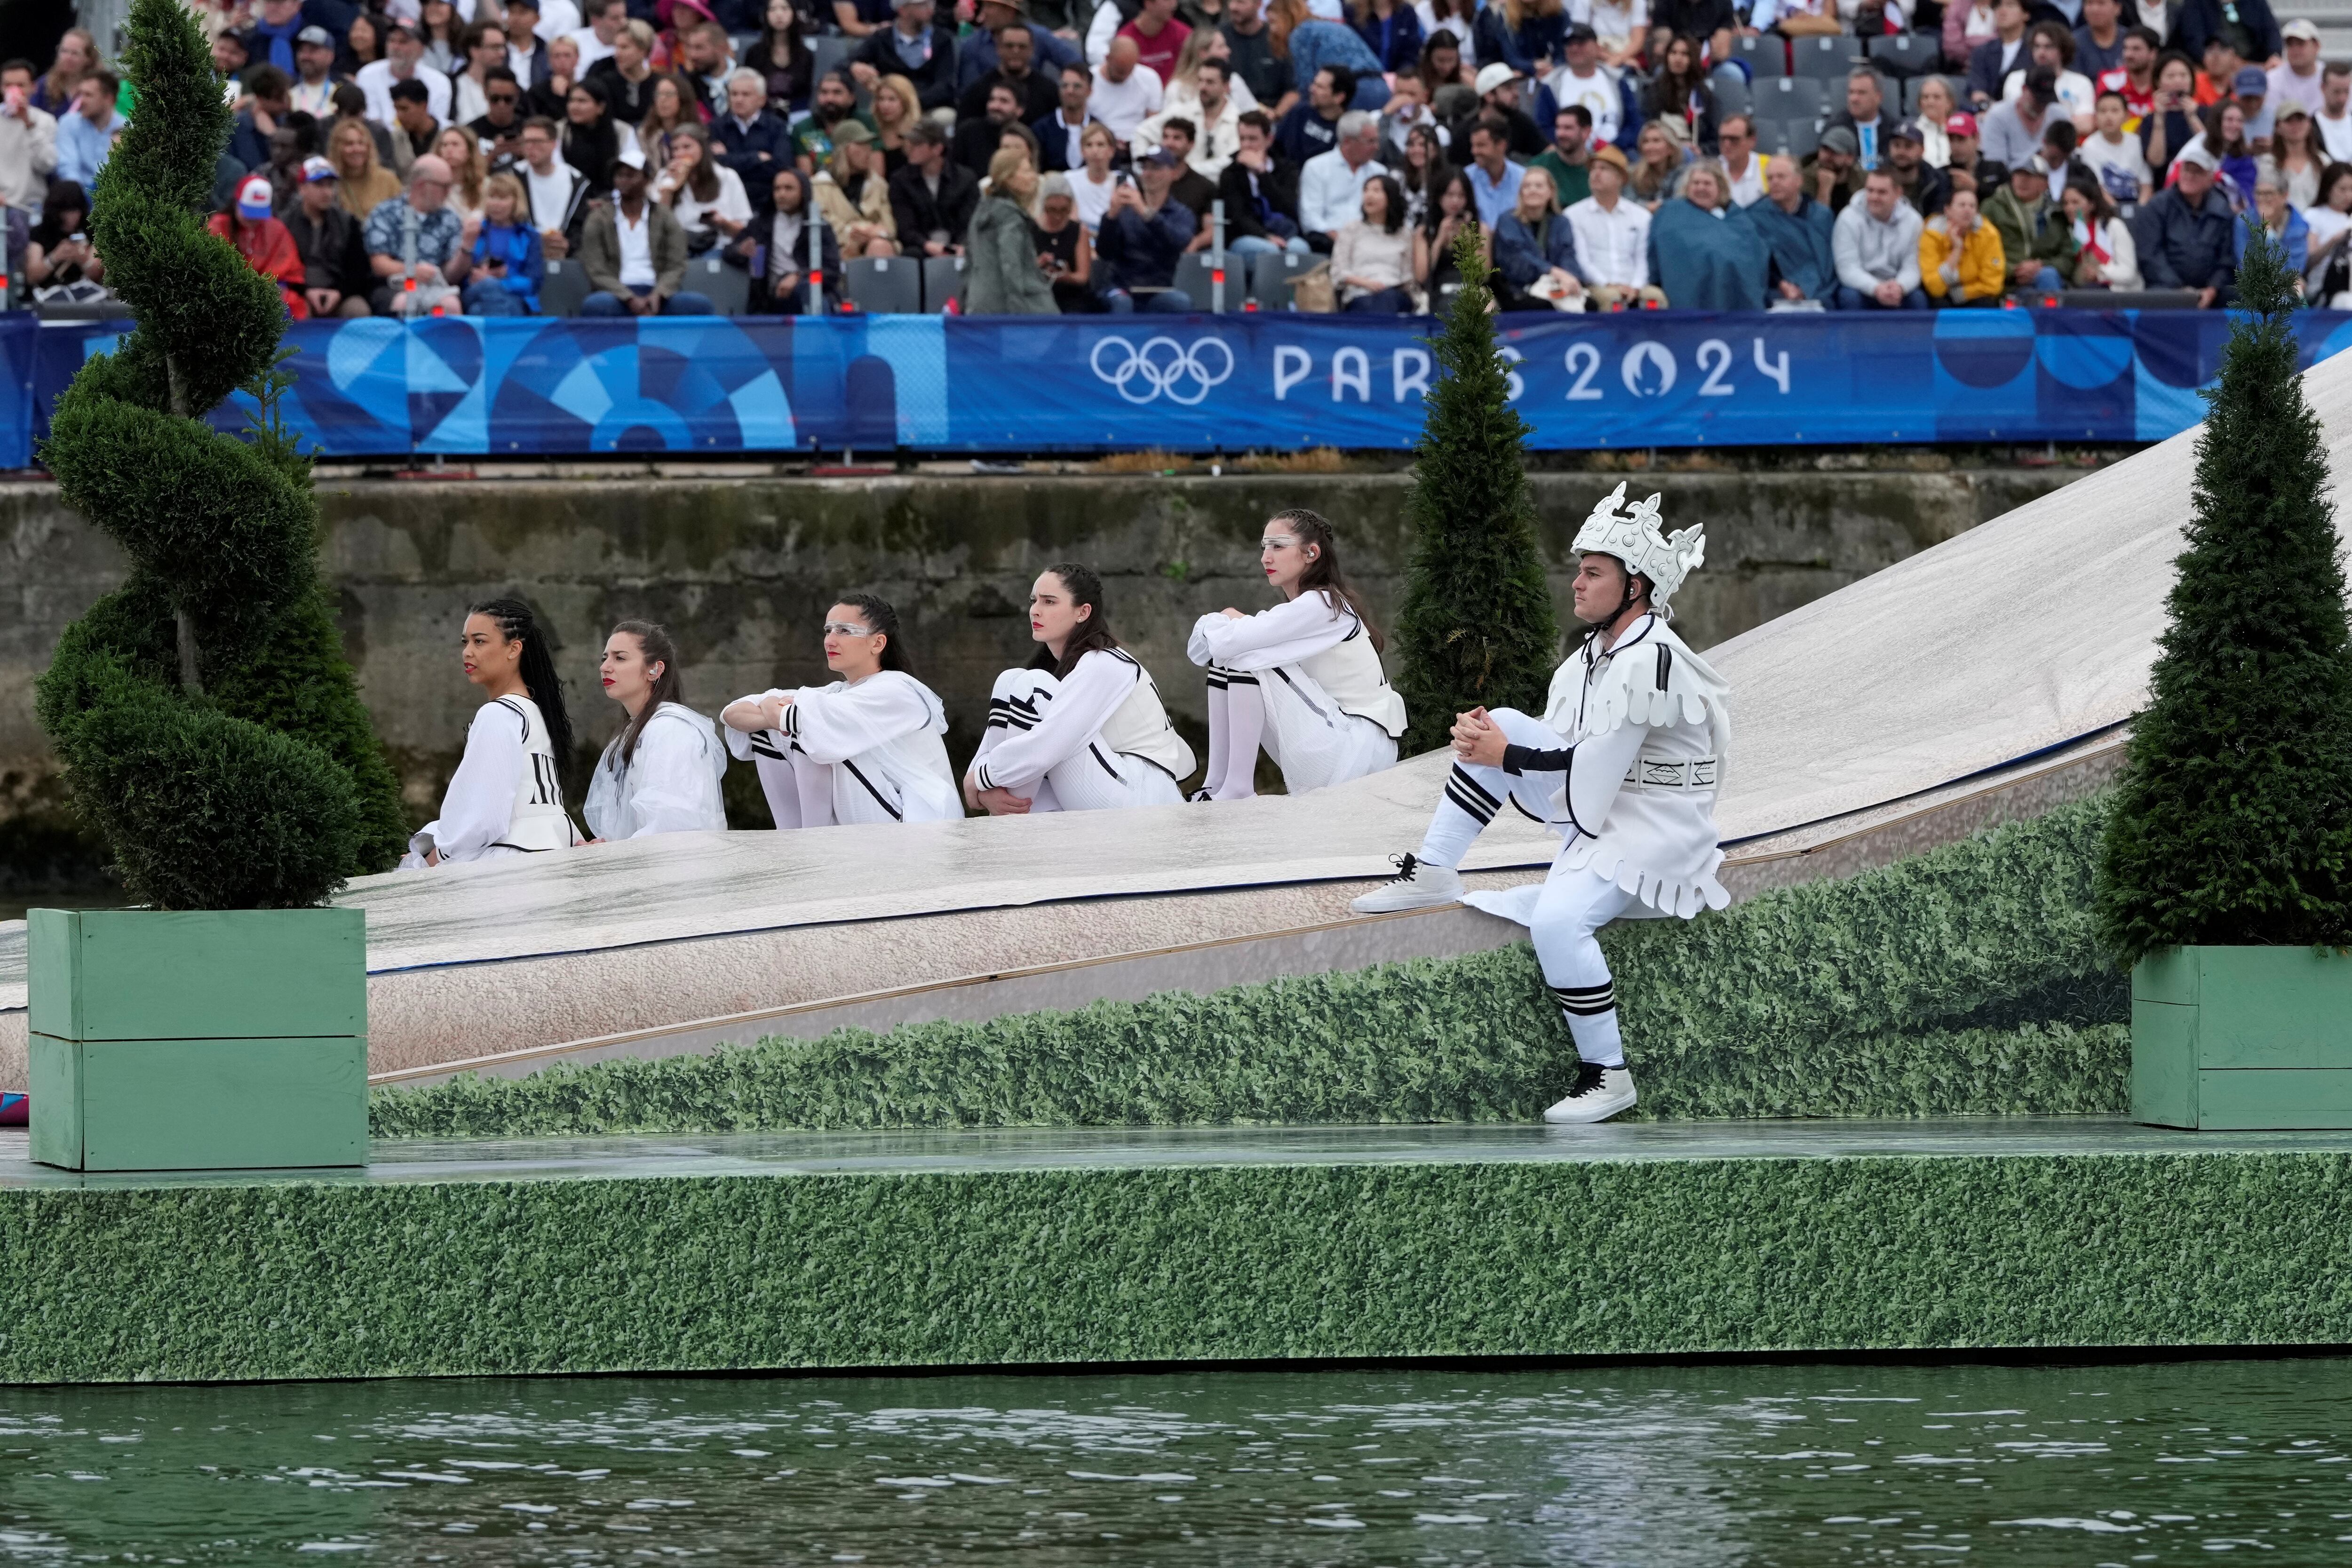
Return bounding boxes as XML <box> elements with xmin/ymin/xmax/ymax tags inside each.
<box><xmin>6</xmin><ymin>350</ymin><xmax>2348</xmax><ymax>1086</ymax></box>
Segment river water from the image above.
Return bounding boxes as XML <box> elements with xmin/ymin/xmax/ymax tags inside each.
<box><xmin>4</xmin><ymin>1356</ymin><xmax>2348</xmax><ymax>1564</ymax></box>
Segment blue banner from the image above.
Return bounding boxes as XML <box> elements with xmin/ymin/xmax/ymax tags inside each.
<box><xmin>8</xmin><ymin>308</ymin><xmax>2351</xmax><ymax>460</ymax></box>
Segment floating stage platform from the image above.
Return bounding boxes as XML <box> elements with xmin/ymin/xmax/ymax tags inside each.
<box><xmin>4</xmin><ymin>333</ymin><xmax>2352</xmax><ymax>1391</ymax></box>
<box><xmin>1</xmin><ymin>316</ymin><xmax>2308</xmax><ymax>1082</ymax></box>
<box><xmin>0</xmin><ymin>1118</ymin><xmax>2348</xmax><ymax>1385</ymax></box>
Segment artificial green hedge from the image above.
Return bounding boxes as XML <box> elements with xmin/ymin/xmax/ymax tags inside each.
<box><xmin>373</xmin><ymin>796</ymin><xmax>2126</xmax><ymax>1138</ymax></box>
<box><xmin>4</xmin><ymin>1143</ymin><xmax>2351</xmax><ymax>1383</ymax></box>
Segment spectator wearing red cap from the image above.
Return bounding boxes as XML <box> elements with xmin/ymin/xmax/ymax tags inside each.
<box><xmin>210</xmin><ymin>174</ymin><xmax>310</xmax><ymax>320</ymax></box>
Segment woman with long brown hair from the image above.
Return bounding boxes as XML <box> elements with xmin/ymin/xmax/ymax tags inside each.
<box><xmin>636</xmin><ymin>73</ymin><xmax>697</xmax><ymax>167</ymax></box>
<box><xmin>965</xmin><ymin>565</ymin><xmax>1197</xmax><ymax>814</ymax></box>
<box><xmin>653</xmin><ymin>122</ymin><xmax>753</xmax><ymax>251</ymax></box>
<box><xmin>1185</xmin><ymin>508</ymin><xmax>1406</xmax><ymax>799</ymax></box>
<box><xmin>584</xmin><ymin>621</ymin><xmax>728</xmax><ymax>842</ymax></box>
<box><xmin>434</xmin><ymin>125</ymin><xmax>490</xmax><ymax>222</ymax></box>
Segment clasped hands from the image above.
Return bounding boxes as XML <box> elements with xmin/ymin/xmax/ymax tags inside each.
<box><xmin>1450</xmin><ymin>706</ymin><xmax>1509</xmax><ymax>768</ymax></box>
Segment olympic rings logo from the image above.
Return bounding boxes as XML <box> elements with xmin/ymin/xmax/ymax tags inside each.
<box><xmin>1089</xmin><ymin>334</ymin><xmax>1236</xmax><ymax>406</ymax></box>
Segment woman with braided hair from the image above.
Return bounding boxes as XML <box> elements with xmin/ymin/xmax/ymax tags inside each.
<box><xmin>1185</xmin><ymin>508</ymin><xmax>1406</xmax><ymax>800</ymax></box>
<box><xmin>401</xmin><ymin>599</ymin><xmax>582</xmax><ymax>867</ymax></box>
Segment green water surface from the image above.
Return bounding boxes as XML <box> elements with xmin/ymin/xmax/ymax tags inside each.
<box><xmin>5</xmin><ymin>1357</ymin><xmax>2348</xmax><ymax>1564</ymax></box>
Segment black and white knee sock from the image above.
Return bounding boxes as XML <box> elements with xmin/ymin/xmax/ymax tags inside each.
<box><xmin>1547</xmin><ymin>979</ymin><xmax>1625</xmax><ymax>1068</ymax></box>
<box><xmin>1414</xmin><ymin>762</ymin><xmax>1503</xmax><ymax>869</ymax></box>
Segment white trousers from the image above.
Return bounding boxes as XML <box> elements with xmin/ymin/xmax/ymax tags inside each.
<box><xmin>750</xmin><ymin>741</ymin><xmax>907</xmax><ymax>829</ymax></box>
<box><xmin>1409</xmin><ymin>706</ymin><xmax>1632</xmax><ymax>1067</ymax></box>
<box><xmin>973</xmin><ymin>668</ymin><xmax>1185</xmax><ymax>813</ymax></box>
<box><xmin>1203</xmin><ymin>665</ymin><xmax>1398</xmax><ymax>799</ymax></box>
<box><xmin>1529</xmin><ymin>863</ymin><xmax>1636</xmax><ymax>1067</ymax></box>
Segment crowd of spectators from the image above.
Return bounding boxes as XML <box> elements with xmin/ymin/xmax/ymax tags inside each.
<box><xmin>0</xmin><ymin>0</ymin><xmax>2345</xmax><ymax>312</ymax></box>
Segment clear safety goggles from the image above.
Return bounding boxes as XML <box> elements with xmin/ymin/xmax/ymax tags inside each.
<box><xmin>1260</xmin><ymin>533</ymin><xmax>1303</xmax><ymax>551</ymax></box>
<box><xmin>821</xmin><ymin>621</ymin><xmax>877</xmax><ymax>637</ymax></box>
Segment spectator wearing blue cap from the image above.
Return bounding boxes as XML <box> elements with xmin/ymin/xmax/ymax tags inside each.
<box><xmin>2231</xmin><ymin>62</ymin><xmax>2277</xmax><ymax>143</ymax></box>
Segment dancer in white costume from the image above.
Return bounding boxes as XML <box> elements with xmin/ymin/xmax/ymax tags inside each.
<box><xmin>721</xmin><ymin>594</ymin><xmax>960</xmax><ymax>828</ymax></box>
<box><xmin>401</xmin><ymin>597</ymin><xmax>581</xmax><ymax>868</ymax></box>
<box><xmin>1185</xmin><ymin>507</ymin><xmax>1407</xmax><ymax>800</ymax></box>
<box><xmin>582</xmin><ymin>620</ymin><xmax>729</xmax><ymax>841</ymax></box>
<box><xmin>966</xmin><ymin>563</ymin><xmax>1198</xmax><ymax>815</ymax></box>
<box><xmin>1350</xmin><ymin>484</ymin><xmax>1730</xmax><ymax>1123</ymax></box>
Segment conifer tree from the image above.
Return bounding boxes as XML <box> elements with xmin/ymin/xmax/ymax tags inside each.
<box><xmin>1390</xmin><ymin>227</ymin><xmax>1561</xmax><ymax>754</ymax></box>
<box><xmin>2096</xmin><ymin>226</ymin><xmax>2352</xmax><ymax>963</ymax></box>
<box><xmin>34</xmin><ymin>0</ymin><xmax>408</xmax><ymax>909</ymax></box>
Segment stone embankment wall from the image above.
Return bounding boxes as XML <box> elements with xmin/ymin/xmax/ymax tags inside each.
<box><xmin>0</xmin><ymin>465</ymin><xmax>2081</xmax><ymax>875</ymax></box>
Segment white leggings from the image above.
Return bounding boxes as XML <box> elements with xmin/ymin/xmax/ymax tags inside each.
<box><xmin>1201</xmin><ymin>665</ymin><xmax>1398</xmax><ymax>800</ymax></box>
<box><xmin>972</xmin><ymin>668</ymin><xmax>1185</xmax><ymax>813</ymax></box>
<box><xmin>749</xmin><ymin>740</ymin><xmax>907</xmax><ymax>829</ymax></box>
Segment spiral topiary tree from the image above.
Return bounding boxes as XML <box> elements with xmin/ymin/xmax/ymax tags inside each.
<box><xmin>2095</xmin><ymin>225</ymin><xmax>2352</xmax><ymax>963</ymax></box>
<box><xmin>1390</xmin><ymin>226</ymin><xmax>1560</xmax><ymax>755</ymax></box>
<box><xmin>33</xmin><ymin>0</ymin><xmax>407</xmax><ymax>909</ymax></box>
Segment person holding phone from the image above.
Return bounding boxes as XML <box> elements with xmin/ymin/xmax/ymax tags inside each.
<box><xmin>26</xmin><ymin>178</ymin><xmax>103</xmax><ymax>297</ymax></box>
<box><xmin>0</xmin><ymin>60</ymin><xmax>59</xmax><ymax>220</ymax></box>
<box><xmin>2141</xmin><ymin>51</ymin><xmax>2201</xmax><ymax>175</ymax></box>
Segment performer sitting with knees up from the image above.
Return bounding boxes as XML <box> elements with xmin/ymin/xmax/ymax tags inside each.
<box><xmin>966</xmin><ymin>563</ymin><xmax>1197</xmax><ymax>815</ymax></box>
<box><xmin>720</xmin><ymin>594</ymin><xmax>960</xmax><ymax>828</ymax></box>
<box><xmin>1185</xmin><ymin>507</ymin><xmax>1407</xmax><ymax>801</ymax></box>
<box><xmin>1351</xmin><ymin>484</ymin><xmax>1730</xmax><ymax>1124</ymax></box>
<box><xmin>401</xmin><ymin>597</ymin><xmax>581</xmax><ymax>868</ymax></box>
<box><xmin>583</xmin><ymin>620</ymin><xmax>729</xmax><ymax>841</ymax></box>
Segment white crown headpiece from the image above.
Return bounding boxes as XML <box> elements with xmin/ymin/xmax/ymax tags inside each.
<box><xmin>1570</xmin><ymin>482</ymin><xmax>1706</xmax><ymax>610</ymax></box>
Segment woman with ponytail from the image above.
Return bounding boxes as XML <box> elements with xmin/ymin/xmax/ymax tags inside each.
<box><xmin>1186</xmin><ymin>508</ymin><xmax>1406</xmax><ymax>800</ymax></box>
<box><xmin>401</xmin><ymin>598</ymin><xmax>582</xmax><ymax>868</ymax></box>
<box><xmin>965</xmin><ymin>565</ymin><xmax>1197</xmax><ymax>815</ymax></box>
<box><xmin>720</xmin><ymin>594</ymin><xmax>959</xmax><ymax>827</ymax></box>
<box><xmin>583</xmin><ymin>620</ymin><xmax>729</xmax><ymax>841</ymax></box>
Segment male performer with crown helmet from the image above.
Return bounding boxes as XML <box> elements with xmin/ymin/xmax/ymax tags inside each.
<box><xmin>1352</xmin><ymin>483</ymin><xmax>1732</xmax><ymax>1122</ymax></box>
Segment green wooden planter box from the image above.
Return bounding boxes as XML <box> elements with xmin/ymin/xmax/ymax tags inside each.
<box><xmin>2133</xmin><ymin>945</ymin><xmax>2352</xmax><ymax>1129</ymax></box>
<box><xmin>26</xmin><ymin>908</ymin><xmax>367</xmax><ymax>1171</ymax></box>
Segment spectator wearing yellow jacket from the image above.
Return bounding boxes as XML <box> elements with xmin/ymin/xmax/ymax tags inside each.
<box><xmin>1921</xmin><ymin>186</ymin><xmax>2008</xmax><ymax>305</ymax></box>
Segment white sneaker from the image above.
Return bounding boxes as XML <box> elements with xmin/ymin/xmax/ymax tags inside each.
<box><xmin>1349</xmin><ymin>853</ymin><xmax>1465</xmax><ymax>914</ymax></box>
<box><xmin>1543</xmin><ymin>1064</ymin><xmax>1637</xmax><ymax>1124</ymax></box>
